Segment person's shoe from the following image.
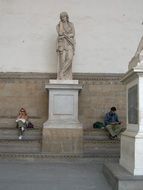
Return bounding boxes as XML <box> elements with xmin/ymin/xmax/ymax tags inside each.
<box><xmin>112</xmin><ymin>135</ymin><xmax>118</xmax><ymax>140</ymax></box>
<box><xmin>109</xmin><ymin>134</ymin><xmax>113</xmax><ymax>139</ymax></box>
<box><xmin>18</xmin><ymin>135</ymin><xmax>23</xmax><ymax>140</ymax></box>
<box><xmin>109</xmin><ymin>134</ymin><xmax>116</xmax><ymax>140</ymax></box>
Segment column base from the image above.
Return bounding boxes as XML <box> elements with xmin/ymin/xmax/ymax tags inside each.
<box><xmin>103</xmin><ymin>162</ymin><xmax>143</xmax><ymax>190</ymax></box>
<box><xmin>120</xmin><ymin>131</ymin><xmax>143</xmax><ymax>175</ymax></box>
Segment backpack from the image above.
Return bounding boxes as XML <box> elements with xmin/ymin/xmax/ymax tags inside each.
<box><xmin>93</xmin><ymin>121</ymin><xmax>105</xmax><ymax>129</ymax></box>
<box><xmin>27</xmin><ymin>122</ymin><xmax>34</xmax><ymax>128</ymax></box>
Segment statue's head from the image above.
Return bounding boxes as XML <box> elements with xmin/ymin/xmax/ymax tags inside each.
<box><xmin>60</xmin><ymin>12</ymin><xmax>69</xmax><ymax>22</ymax></box>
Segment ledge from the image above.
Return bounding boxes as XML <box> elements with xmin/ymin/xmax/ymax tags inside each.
<box><xmin>0</xmin><ymin>72</ymin><xmax>124</xmax><ymax>81</ymax></box>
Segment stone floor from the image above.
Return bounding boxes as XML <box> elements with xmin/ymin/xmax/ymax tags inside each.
<box><xmin>0</xmin><ymin>158</ymin><xmax>115</xmax><ymax>190</ymax></box>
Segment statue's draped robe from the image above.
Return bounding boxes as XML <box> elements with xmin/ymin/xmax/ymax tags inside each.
<box><xmin>56</xmin><ymin>21</ymin><xmax>75</xmax><ymax>80</ymax></box>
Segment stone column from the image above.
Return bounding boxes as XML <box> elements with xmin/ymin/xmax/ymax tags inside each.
<box><xmin>103</xmin><ymin>40</ymin><xmax>143</xmax><ymax>190</ymax></box>
<box><xmin>120</xmin><ymin>55</ymin><xmax>143</xmax><ymax>175</ymax></box>
<box><xmin>42</xmin><ymin>80</ymin><xmax>83</xmax><ymax>155</ymax></box>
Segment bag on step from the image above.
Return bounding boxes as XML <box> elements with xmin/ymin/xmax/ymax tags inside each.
<box><xmin>27</xmin><ymin>122</ymin><xmax>34</xmax><ymax>128</ymax></box>
<box><xmin>93</xmin><ymin>121</ymin><xmax>105</xmax><ymax>129</ymax></box>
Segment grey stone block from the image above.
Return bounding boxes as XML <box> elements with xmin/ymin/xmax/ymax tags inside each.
<box><xmin>103</xmin><ymin>162</ymin><xmax>143</xmax><ymax>190</ymax></box>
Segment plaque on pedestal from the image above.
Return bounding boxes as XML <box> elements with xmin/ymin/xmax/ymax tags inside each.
<box><xmin>128</xmin><ymin>84</ymin><xmax>138</xmax><ymax>124</ymax></box>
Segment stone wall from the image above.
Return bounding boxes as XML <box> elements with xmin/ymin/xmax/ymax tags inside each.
<box><xmin>78</xmin><ymin>73</ymin><xmax>126</xmax><ymax>128</ymax></box>
<box><xmin>0</xmin><ymin>72</ymin><xmax>126</xmax><ymax>129</ymax></box>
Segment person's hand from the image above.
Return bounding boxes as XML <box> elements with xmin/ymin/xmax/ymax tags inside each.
<box><xmin>111</xmin><ymin>122</ymin><xmax>116</xmax><ymax>125</ymax></box>
<box><xmin>59</xmin><ymin>35</ymin><xmax>64</xmax><ymax>39</ymax></box>
<box><xmin>111</xmin><ymin>122</ymin><xmax>120</xmax><ymax>125</ymax></box>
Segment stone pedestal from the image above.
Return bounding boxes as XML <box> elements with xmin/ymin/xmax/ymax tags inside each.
<box><xmin>42</xmin><ymin>80</ymin><xmax>83</xmax><ymax>155</ymax></box>
<box><xmin>120</xmin><ymin>66</ymin><xmax>143</xmax><ymax>175</ymax></box>
<box><xmin>103</xmin><ymin>59</ymin><xmax>143</xmax><ymax>190</ymax></box>
<box><xmin>103</xmin><ymin>44</ymin><xmax>143</xmax><ymax>190</ymax></box>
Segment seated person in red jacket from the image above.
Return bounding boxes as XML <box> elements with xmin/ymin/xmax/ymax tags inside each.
<box><xmin>16</xmin><ymin>108</ymin><xmax>29</xmax><ymax>140</ymax></box>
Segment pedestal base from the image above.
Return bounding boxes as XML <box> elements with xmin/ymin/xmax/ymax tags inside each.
<box><xmin>120</xmin><ymin>131</ymin><xmax>143</xmax><ymax>175</ymax></box>
<box><xmin>42</xmin><ymin>122</ymin><xmax>83</xmax><ymax>154</ymax></box>
<box><xmin>103</xmin><ymin>162</ymin><xmax>143</xmax><ymax>190</ymax></box>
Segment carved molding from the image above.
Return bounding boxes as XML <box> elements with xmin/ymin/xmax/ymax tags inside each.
<box><xmin>0</xmin><ymin>72</ymin><xmax>124</xmax><ymax>81</ymax></box>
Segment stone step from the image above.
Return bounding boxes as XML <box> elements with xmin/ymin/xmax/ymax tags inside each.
<box><xmin>84</xmin><ymin>141</ymin><xmax>120</xmax><ymax>153</ymax></box>
<box><xmin>83</xmin><ymin>129</ymin><xmax>109</xmax><ymax>140</ymax></box>
<box><xmin>0</xmin><ymin>128</ymin><xmax>42</xmax><ymax>140</ymax></box>
<box><xmin>83</xmin><ymin>135</ymin><xmax>109</xmax><ymax>141</ymax></box>
<box><xmin>84</xmin><ymin>139</ymin><xmax>120</xmax><ymax>145</ymax></box>
<box><xmin>84</xmin><ymin>128</ymin><xmax>108</xmax><ymax>135</ymax></box>
<box><xmin>83</xmin><ymin>129</ymin><xmax>120</xmax><ymax>155</ymax></box>
<box><xmin>83</xmin><ymin>136</ymin><xmax>120</xmax><ymax>158</ymax></box>
<box><xmin>0</xmin><ymin>127</ymin><xmax>120</xmax><ymax>157</ymax></box>
<box><xmin>0</xmin><ymin>139</ymin><xmax>41</xmax><ymax>153</ymax></box>
<box><xmin>83</xmin><ymin>129</ymin><xmax>122</xmax><ymax>141</ymax></box>
<box><xmin>0</xmin><ymin>152</ymin><xmax>119</xmax><ymax>160</ymax></box>
<box><xmin>84</xmin><ymin>143</ymin><xmax>120</xmax><ymax>150</ymax></box>
<box><xmin>83</xmin><ymin>150</ymin><xmax>120</xmax><ymax>158</ymax></box>
<box><xmin>0</xmin><ymin>152</ymin><xmax>82</xmax><ymax>160</ymax></box>
<box><xmin>0</xmin><ymin>127</ymin><xmax>42</xmax><ymax>153</ymax></box>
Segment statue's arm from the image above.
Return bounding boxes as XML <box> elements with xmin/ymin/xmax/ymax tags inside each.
<box><xmin>68</xmin><ymin>23</ymin><xmax>75</xmax><ymax>38</ymax></box>
<box><xmin>56</xmin><ymin>22</ymin><xmax>64</xmax><ymax>36</ymax></box>
<box><xmin>70</xmin><ymin>23</ymin><xmax>75</xmax><ymax>36</ymax></box>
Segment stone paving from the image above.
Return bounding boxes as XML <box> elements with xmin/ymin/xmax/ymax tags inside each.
<box><xmin>0</xmin><ymin>158</ymin><xmax>115</xmax><ymax>190</ymax></box>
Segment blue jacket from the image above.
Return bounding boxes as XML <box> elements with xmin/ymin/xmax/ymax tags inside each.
<box><xmin>104</xmin><ymin>111</ymin><xmax>119</xmax><ymax>126</ymax></box>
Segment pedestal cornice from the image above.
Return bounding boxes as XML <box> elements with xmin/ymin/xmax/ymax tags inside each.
<box><xmin>120</xmin><ymin>67</ymin><xmax>143</xmax><ymax>84</ymax></box>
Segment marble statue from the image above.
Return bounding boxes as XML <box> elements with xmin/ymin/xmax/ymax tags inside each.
<box><xmin>129</xmin><ymin>36</ymin><xmax>143</xmax><ymax>69</ymax></box>
<box><xmin>56</xmin><ymin>12</ymin><xmax>75</xmax><ymax>80</ymax></box>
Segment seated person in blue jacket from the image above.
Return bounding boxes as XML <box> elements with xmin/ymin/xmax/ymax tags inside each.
<box><xmin>104</xmin><ymin>107</ymin><xmax>125</xmax><ymax>139</ymax></box>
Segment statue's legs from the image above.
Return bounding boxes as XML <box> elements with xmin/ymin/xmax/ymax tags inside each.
<box><xmin>57</xmin><ymin>51</ymin><xmax>65</xmax><ymax>79</ymax></box>
<box><xmin>57</xmin><ymin>48</ymin><xmax>73</xmax><ymax>80</ymax></box>
<box><xmin>62</xmin><ymin>49</ymin><xmax>73</xmax><ymax>79</ymax></box>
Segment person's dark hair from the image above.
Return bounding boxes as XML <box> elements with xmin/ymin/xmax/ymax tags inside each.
<box><xmin>111</xmin><ymin>107</ymin><xmax>116</xmax><ymax>111</ymax></box>
<box><xmin>20</xmin><ymin>108</ymin><xmax>26</xmax><ymax>112</ymax></box>
<box><xmin>19</xmin><ymin>107</ymin><xmax>27</xmax><ymax>115</ymax></box>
